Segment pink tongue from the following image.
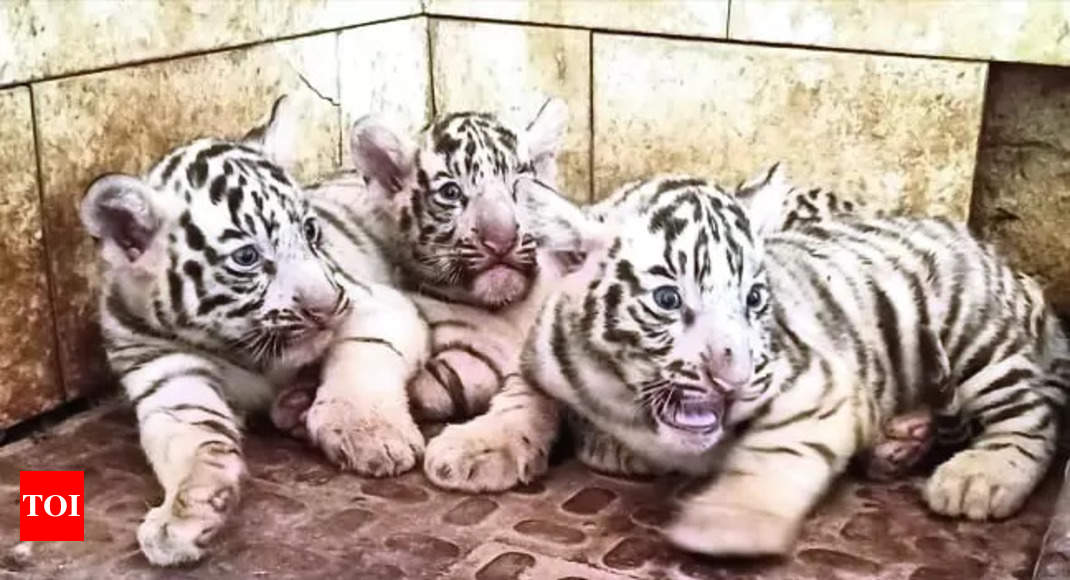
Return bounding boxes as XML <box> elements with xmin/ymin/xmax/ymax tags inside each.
<box><xmin>673</xmin><ymin>399</ymin><xmax>720</xmax><ymax>428</ymax></box>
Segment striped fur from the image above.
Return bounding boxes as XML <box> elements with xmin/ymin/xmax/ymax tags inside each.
<box><xmin>81</xmin><ymin>97</ymin><xmax>430</xmax><ymax>565</ymax></box>
<box><xmin>521</xmin><ymin>166</ymin><xmax>1070</xmax><ymax>556</ymax></box>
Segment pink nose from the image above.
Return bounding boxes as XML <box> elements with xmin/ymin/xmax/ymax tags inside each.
<box><xmin>478</xmin><ymin>222</ymin><xmax>518</xmax><ymax>257</ymax></box>
<box><xmin>705</xmin><ymin>343</ymin><xmax>752</xmax><ymax>389</ymax></box>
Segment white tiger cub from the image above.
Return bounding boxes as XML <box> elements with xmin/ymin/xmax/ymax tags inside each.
<box><xmin>274</xmin><ymin>100</ymin><xmax>578</xmax><ymax>493</ymax></box>
<box><xmin>80</xmin><ymin>97</ymin><xmax>430</xmax><ymax>565</ymax></box>
<box><xmin>522</xmin><ymin>166</ymin><xmax>1070</xmax><ymax>556</ymax></box>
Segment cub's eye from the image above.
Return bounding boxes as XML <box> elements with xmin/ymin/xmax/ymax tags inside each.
<box><xmin>231</xmin><ymin>245</ymin><xmax>261</xmax><ymax>268</ymax></box>
<box><xmin>434</xmin><ymin>183</ymin><xmax>463</xmax><ymax>204</ymax></box>
<box><xmin>652</xmin><ymin>285</ymin><xmax>683</xmax><ymax>310</ymax></box>
<box><xmin>746</xmin><ymin>284</ymin><xmax>766</xmax><ymax>310</ymax></box>
<box><xmin>303</xmin><ymin>217</ymin><xmax>320</xmax><ymax>244</ymax></box>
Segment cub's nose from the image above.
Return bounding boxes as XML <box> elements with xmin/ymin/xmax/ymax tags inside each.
<box><xmin>478</xmin><ymin>223</ymin><xmax>518</xmax><ymax>257</ymax></box>
<box><xmin>299</xmin><ymin>290</ymin><xmax>348</xmax><ymax>327</ymax></box>
<box><xmin>704</xmin><ymin>342</ymin><xmax>753</xmax><ymax>392</ymax></box>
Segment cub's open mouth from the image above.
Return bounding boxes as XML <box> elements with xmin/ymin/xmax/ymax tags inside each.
<box><xmin>656</xmin><ymin>386</ymin><xmax>726</xmax><ymax>433</ymax></box>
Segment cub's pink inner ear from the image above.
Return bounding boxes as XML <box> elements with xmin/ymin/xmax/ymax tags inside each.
<box><xmin>350</xmin><ymin>117</ymin><xmax>414</xmax><ymax>195</ymax></box>
<box><xmin>80</xmin><ymin>174</ymin><xmax>162</xmax><ymax>262</ymax></box>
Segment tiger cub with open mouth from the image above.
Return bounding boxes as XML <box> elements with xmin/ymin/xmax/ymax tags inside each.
<box><xmin>521</xmin><ymin>166</ymin><xmax>1070</xmax><ymax>556</ymax></box>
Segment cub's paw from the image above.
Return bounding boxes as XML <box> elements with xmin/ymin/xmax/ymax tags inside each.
<box><xmin>925</xmin><ymin>449</ymin><xmax>1034</xmax><ymax>520</ymax></box>
<box><xmin>270</xmin><ymin>384</ymin><xmax>317</xmax><ymax>440</ymax></box>
<box><xmin>865</xmin><ymin>409</ymin><xmax>934</xmax><ymax>481</ymax></box>
<box><xmin>138</xmin><ymin>444</ymin><xmax>242</xmax><ymax>566</ymax></box>
<box><xmin>424</xmin><ymin>423</ymin><xmax>548</xmax><ymax>492</ymax></box>
<box><xmin>306</xmin><ymin>397</ymin><xmax>423</xmax><ymax>477</ymax></box>
<box><xmin>666</xmin><ymin>501</ymin><xmax>799</xmax><ymax>556</ymax></box>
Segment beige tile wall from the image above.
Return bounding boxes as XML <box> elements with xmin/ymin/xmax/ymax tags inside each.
<box><xmin>592</xmin><ymin>34</ymin><xmax>987</xmax><ymax>217</ymax></box>
<box><xmin>3</xmin><ymin>2</ymin><xmax>1070</xmax><ymax>425</ymax></box>
<box><xmin>339</xmin><ymin>17</ymin><xmax>432</xmax><ymax>152</ymax></box>
<box><xmin>0</xmin><ymin>87</ymin><xmax>63</xmax><ymax>428</ymax></box>
<box><xmin>730</xmin><ymin>0</ymin><xmax>1070</xmax><ymax>66</ymax></box>
<box><xmin>0</xmin><ymin>0</ymin><xmax>421</xmax><ymax>85</ymax></box>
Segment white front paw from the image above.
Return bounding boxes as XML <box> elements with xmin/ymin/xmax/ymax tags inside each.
<box><xmin>137</xmin><ymin>459</ymin><xmax>239</xmax><ymax>566</ymax></box>
<box><xmin>925</xmin><ymin>449</ymin><xmax>1034</xmax><ymax>520</ymax></box>
<box><xmin>138</xmin><ymin>504</ymin><xmax>213</xmax><ymax>566</ymax></box>
<box><xmin>666</xmin><ymin>500</ymin><xmax>799</xmax><ymax>556</ymax></box>
<box><xmin>424</xmin><ymin>422</ymin><xmax>548</xmax><ymax>492</ymax></box>
<box><xmin>306</xmin><ymin>397</ymin><xmax>424</xmax><ymax>476</ymax></box>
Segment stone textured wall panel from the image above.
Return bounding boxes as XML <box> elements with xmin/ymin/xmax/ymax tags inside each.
<box><xmin>0</xmin><ymin>0</ymin><xmax>420</xmax><ymax>85</ymax></box>
<box><xmin>33</xmin><ymin>33</ymin><xmax>342</xmax><ymax>396</ymax></box>
<box><xmin>430</xmin><ymin>19</ymin><xmax>591</xmax><ymax>202</ymax></box>
<box><xmin>0</xmin><ymin>87</ymin><xmax>63</xmax><ymax>428</ymax></box>
<box><xmin>592</xmin><ymin>34</ymin><xmax>987</xmax><ymax>218</ymax></box>
<box><xmin>339</xmin><ymin>17</ymin><xmax>432</xmax><ymax>166</ymax></box>
<box><xmin>730</xmin><ymin>0</ymin><xmax>1070</xmax><ymax>65</ymax></box>
<box><xmin>972</xmin><ymin>64</ymin><xmax>1070</xmax><ymax>312</ymax></box>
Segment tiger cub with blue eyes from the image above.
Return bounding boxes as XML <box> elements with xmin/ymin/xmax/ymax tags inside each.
<box><xmin>81</xmin><ymin>97</ymin><xmax>432</xmax><ymax>566</ymax></box>
<box><xmin>521</xmin><ymin>166</ymin><xmax>1070</xmax><ymax>556</ymax></box>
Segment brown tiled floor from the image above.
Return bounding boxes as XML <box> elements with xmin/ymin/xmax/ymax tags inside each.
<box><xmin>0</xmin><ymin>402</ymin><xmax>1056</xmax><ymax>580</ymax></box>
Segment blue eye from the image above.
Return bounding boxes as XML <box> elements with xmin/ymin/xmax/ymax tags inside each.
<box><xmin>231</xmin><ymin>245</ymin><xmax>260</xmax><ymax>268</ymax></box>
<box><xmin>303</xmin><ymin>217</ymin><xmax>320</xmax><ymax>244</ymax></box>
<box><xmin>747</xmin><ymin>284</ymin><xmax>766</xmax><ymax>310</ymax></box>
<box><xmin>435</xmin><ymin>183</ymin><xmax>463</xmax><ymax>203</ymax></box>
<box><xmin>653</xmin><ymin>285</ymin><xmax>682</xmax><ymax>310</ymax></box>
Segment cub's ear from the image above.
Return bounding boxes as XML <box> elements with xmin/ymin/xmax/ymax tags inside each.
<box><xmin>515</xmin><ymin>177</ymin><xmax>607</xmax><ymax>275</ymax></box>
<box><xmin>243</xmin><ymin>95</ymin><xmax>298</xmax><ymax>170</ymax></box>
<box><xmin>349</xmin><ymin>115</ymin><xmax>416</xmax><ymax>196</ymax></box>
<box><xmin>522</xmin><ymin>97</ymin><xmax>568</xmax><ymax>185</ymax></box>
<box><xmin>734</xmin><ymin>162</ymin><xmax>793</xmax><ymax>238</ymax></box>
<box><xmin>80</xmin><ymin>174</ymin><xmax>162</xmax><ymax>262</ymax></box>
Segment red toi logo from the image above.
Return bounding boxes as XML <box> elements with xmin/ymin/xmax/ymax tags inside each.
<box><xmin>20</xmin><ymin>471</ymin><xmax>84</xmax><ymax>541</ymax></box>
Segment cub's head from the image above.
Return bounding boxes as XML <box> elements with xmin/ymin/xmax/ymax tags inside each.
<box><xmin>350</xmin><ymin>99</ymin><xmax>568</xmax><ymax>308</ymax></box>
<box><xmin>531</xmin><ymin>166</ymin><xmax>792</xmax><ymax>459</ymax></box>
<box><xmin>81</xmin><ymin>97</ymin><xmax>347</xmax><ymax>373</ymax></box>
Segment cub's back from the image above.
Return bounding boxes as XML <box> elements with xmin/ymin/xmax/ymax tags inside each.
<box><xmin>766</xmin><ymin>216</ymin><xmax>1066</xmax><ymax>411</ymax></box>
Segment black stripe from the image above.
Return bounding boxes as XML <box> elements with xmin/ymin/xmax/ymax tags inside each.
<box><xmin>741</xmin><ymin>445</ymin><xmax>803</xmax><ymax>457</ymax></box>
<box><xmin>433</xmin><ymin>341</ymin><xmax>503</xmax><ymax>383</ymax></box>
<box><xmin>977</xmin><ymin>441</ymin><xmax>1039</xmax><ymax>461</ymax></box>
<box><xmin>981</xmin><ymin>398</ymin><xmax>1044</xmax><ymax>427</ymax></box>
<box><xmin>873</xmin><ymin>285</ymin><xmax>906</xmax><ymax>404</ymax></box>
<box><xmin>336</xmin><ymin>336</ymin><xmax>403</xmax><ymax>358</ymax></box>
<box><xmin>751</xmin><ymin>406</ymin><xmax>819</xmax><ymax>432</ymax></box>
<box><xmin>972</xmin><ymin>367</ymin><xmax>1035</xmax><ymax>401</ymax></box>
<box><xmin>192</xmin><ymin>419</ymin><xmax>241</xmax><ymax>443</ymax></box>
<box><xmin>131</xmin><ymin>367</ymin><xmax>220</xmax><ymax>406</ymax></box>
<box><xmin>802</xmin><ymin>442</ymin><xmax>836</xmax><ymax>466</ymax></box>
<box><xmin>424</xmin><ymin>358</ymin><xmax>470</xmax><ymax>418</ymax></box>
<box><xmin>166</xmin><ymin>403</ymin><xmax>231</xmax><ymax>421</ymax></box>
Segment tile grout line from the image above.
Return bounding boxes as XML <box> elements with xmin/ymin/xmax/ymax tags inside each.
<box><xmin>426</xmin><ymin>17</ymin><xmax>438</xmax><ymax>119</ymax></box>
<box><xmin>416</xmin><ymin>13</ymin><xmax>992</xmax><ymax>66</ymax></box>
<box><xmin>588</xmin><ymin>30</ymin><xmax>595</xmax><ymax>204</ymax></box>
<box><xmin>334</xmin><ymin>31</ymin><xmax>344</xmax><ymax>169</ymax></box>
<box><xmin>24</xmin><ymin>84</ymin><xmax>69</xmax><ymax>403</ymax></box>
<box><xmin>724</xmin><ymin>0</ymin><xmax>732</xmax><ymax>39</ymax></box>
<box><xmin>0</xmin><ymin>12</ymin><xmax>424</xmax><ymax>91</ymax></box>
<box><xmin>966</xmin><ymin>62</ymin><xmax>994</xmax><ymax>230</ymax></box>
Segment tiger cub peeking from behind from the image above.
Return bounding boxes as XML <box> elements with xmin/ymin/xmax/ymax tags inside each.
<box><xmin>522</xmin><ymin>166</ymin><xmax>1070</xmax><ymax>556</ymax></box>
<box><xmin>81</xmin><ymin>97</ymin><xmax>432</xmax><ymax>566</ymax></box>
